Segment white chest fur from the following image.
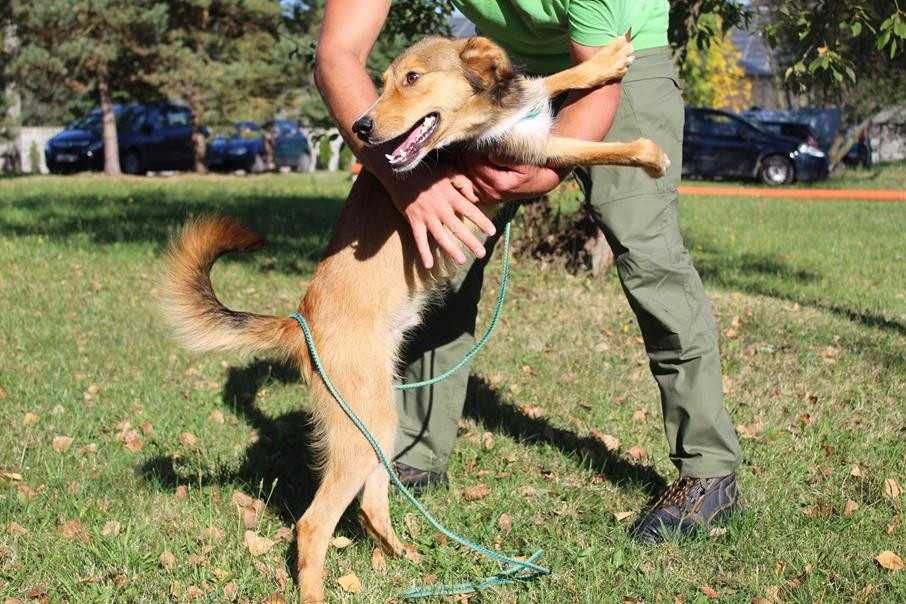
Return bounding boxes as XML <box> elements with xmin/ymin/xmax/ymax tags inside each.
<box><xmin>476</xmin><ymin>79</ymin><xmax>553</xmax><ymax>164</ymax></box>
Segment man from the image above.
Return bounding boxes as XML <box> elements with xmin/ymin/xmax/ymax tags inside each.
<box><xmin>315</xmin><ymin>0</ymin><xmax>742</xmax><ymax>543</ymax></box>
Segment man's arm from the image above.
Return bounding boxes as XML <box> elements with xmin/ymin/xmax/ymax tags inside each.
<box><xmin>315</xmin><ymin>0</ymin><xmax>495</xmax><ymax>269</ymax></box>
<box><xmin>466</xmin><ymin>41</ymin><xmax>622</xmax><ymax>200</ymax></box>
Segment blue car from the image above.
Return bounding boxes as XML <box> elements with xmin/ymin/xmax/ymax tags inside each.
<box><xmin>45</xmin><ymin>103</ymin><xmax>195</xmax><ymax>174</ymax></box>
<box><xmin>683</xmin><ymin>108</ymin><xmax>829</xmax><ymax>185</ymax></box>
<box><xmin>206</xmin><ymin>120</ymin><xmax>311</xmax><ymax>173</ymax></box>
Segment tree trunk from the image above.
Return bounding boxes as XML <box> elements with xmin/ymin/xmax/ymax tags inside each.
<box><xmin>828</xmin><ymin>104</ymin><xmax>905</xmax><ymax>170</ymax></box>
<box><xmin>97</xmin><ymin>71</ymin><xmax>121</xmax><ymax>175</ymax></box>
<box><xmin>192</xmin><ymin>129</ymin><xmax>208</xmax><ymax>173</ymax></box>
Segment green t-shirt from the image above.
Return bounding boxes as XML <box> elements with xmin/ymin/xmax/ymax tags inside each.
<box><xmin>452</xmin><ymin>0</ymin><xmax>669</xmax><ymax>74</ymax></box>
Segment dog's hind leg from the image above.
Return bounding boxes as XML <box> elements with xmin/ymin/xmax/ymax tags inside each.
<box><xmin>294</xmin><ymin>368</ymin><xmax>399</xmax><ymax>603</ymax></box>
<box><xmin>359</xmin><ymin>464</ymin><xmax>410</xmax><ymax>558</ymax></box>
<box><xmin>541</xmin><ymin>33</ymin><xmax>634</xmax><ymax>96</ymax></box>
<box><xmin>544</xmin><ymin>135</ymin><xmax>671</xmax><ymax>178</ymax></box>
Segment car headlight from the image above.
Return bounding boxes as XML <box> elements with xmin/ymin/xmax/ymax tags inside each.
<box><xmin>797</xmin><ymin>143</ymin><xmax>825</xmax><ymax>158</ymax></box>
<box><xmin>228</xmin><ymin>147</ymin><xmax>248</xmax><ymax>155</ymax></box>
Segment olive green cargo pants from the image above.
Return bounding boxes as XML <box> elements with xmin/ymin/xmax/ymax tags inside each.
<box><xmin>394</xmin><ymin>47</ymin><xmax>741</xmax><ymax>479</ymax></box>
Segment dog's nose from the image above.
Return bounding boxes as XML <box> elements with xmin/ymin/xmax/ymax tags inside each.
<box><xmin>352</xmin><ymin>116</ymin><xmax>374</xmax><ymax>142</ymax></box>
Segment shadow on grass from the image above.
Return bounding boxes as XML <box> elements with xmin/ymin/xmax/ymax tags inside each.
<box><xmin>0</xmin><ymin>186</ymin><xmax>343</xmax><ymax>274</ymax></box>
<box><xmin>463</xmin><ymin>376</ymin><xmax>666</xmax><ymax>496</ymax></box>
<box><xmin>688</xmin><ymin>238</ymin><xmax>906</xmax><ymax>338</ymax></box>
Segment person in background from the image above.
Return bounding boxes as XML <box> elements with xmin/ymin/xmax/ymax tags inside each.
<box><xmin>315</xmin><ymin>0</ymin><xmax>742</xmax><ymax>543</ymax></box>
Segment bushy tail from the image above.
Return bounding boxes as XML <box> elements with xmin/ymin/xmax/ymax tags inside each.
<box><xmin>160</xmin><ymin>216</ymin><xmax>301</xmax><ymax>358</ymax></box>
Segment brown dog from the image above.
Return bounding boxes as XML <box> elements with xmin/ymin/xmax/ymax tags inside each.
<box><xmin>162</xmin><ymin>35</ymin><xmax>667</xmax><ymax>603</ymax></box>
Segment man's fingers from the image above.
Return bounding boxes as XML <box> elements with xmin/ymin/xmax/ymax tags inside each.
<box><xmin>454</xmin><ymin>197</ymin><xmax>496</xmax><ymax>236</ymax></box>
<box><xmin>450</xmin><ymin>174</ymin><xmax>480</xmax><ymax>203</ymax></box>
<box><xmin>427</xmin><ymin>217</ymin><xmax>466</xmax><ymax>265</ymax></box>
<box><xmin>411</xmin><ymin>220</ymin><xmax>434</xmax><ymax>270</ymax></box>
<box><xmin>442</xmin><ymin>211</ymin><xmax>486</xmax><ymax>259</ymax></box>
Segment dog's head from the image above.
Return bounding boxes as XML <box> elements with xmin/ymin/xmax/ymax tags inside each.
<box><xmin>352</xmin><ymin>36</ymin><xmax>520</xmax><ymax>172</ymax></box>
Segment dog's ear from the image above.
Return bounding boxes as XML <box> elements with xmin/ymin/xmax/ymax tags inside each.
<box><xmin>458</xmin><ymin>36</ymin><xmax>516</xmax><ymax>102</ymax></box>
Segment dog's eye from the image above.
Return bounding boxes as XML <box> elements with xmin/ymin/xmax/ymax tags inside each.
<box><xmin>404</xmin><ymin>71</ymin><xmax>420</xmax><ymax>86</ymax></box>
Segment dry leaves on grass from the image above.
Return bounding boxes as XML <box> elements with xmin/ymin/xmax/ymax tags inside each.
<box><xmin>613</xmin><ymin>511</ymin><xmax>634</xmax><ymax>522</ymax></box>
<box><xmin>243</xmin><ymin>530</ymin><xmax>275</xmax><ymax>556</ymax></box>
<box><xmin>7</xmin><ymin>522</ymin><xmax>27</xmax><ymax>537</ymax></box>
<box><xmin>262</xmin><ymin>594</ymin><xmax>286</xmax><ymax>604</ymax></box>
<box><xmin>497</xmin><ymin>513</ymin><xmax>512</xmax><ymax>532</ymax></box>
<box><xmin>232</xmin><ymin>490</ymin><xmax>265</xmax><ymax>530</ymax></box>
<box><xmin>632</xmin><ymin>409</ymin><xmax>649</xmax><ymax>422</ymax></box>
<box><xmin>201</xmin><ymin>527</ymin><xmax>225</xmax><ymax>542</ymax></box>
<box><xmin>481</xmin><ymin>432</ymin><xmax>495</xmax><ymax>450</ymax></box>
<box><xmin>101</xmin><ymin>521</ymin><xmax>121</xmax><ymax>537</ymax></box>
<box><xmin>843</xmin><ymin>499</ymin><xmax>859</xmax><ymax>517</ymax></box>
<box><xmin>331</xmin><ymin>536</ymin><xmax>353</xmax><ymax>549</ymax></box>
<box><xmin>51</xmin><ymin>435</ymin><xmax>73</xmax><ymax>453</ymax></box>
<box><xmin>0</xmin><ymin>471</ymin><xmax>23</xmax><ymax>481</ymax></box>
<box><xmin>462</xmin><ymin>484</ymin><xmax>491</xmax><ymax>502</ymax></box>
<box><xmin>736</xmin><ymin>420</ymin><xmax>764</xmax><ymax>440</ymax></box>
<box><xmin>209</xmin><ymin>410</ymin><xmax>225</xmax><ymax>424</ymax></box>
<box><xmin>627</xmin><ymin>446</ymin><xmax>648</xmax><ymax>463</ymax></box>
<box><xmin>223</xmin><ymin>580</ymin><xmax>239</xmax><ymax>601</ymax></box>
<box><xmin>519</xmin><ymin>404</ymin><xmax>545</xmax><ymax>419</ymax></box>
<box><xmin>179</xmin><ymin>432</ymin><xmax>198</xmax><ymax>448</ymax></box>
<box><xmin>58</xmin><ymin>520</ymin><xmax>88</xmax><ymax>543</ymax></box>
<box><xmin>590</xmin><ymin>430</ymin><xmax>620</xmax><ymax>451</ymax></box>
<box><xmin>875</xmin><ymin>550</ymin><xmax>904</xmax><ymax>572</ymax></box>
<box><xmin>23</xmin><ymin>412</ymin><xmax>39</xmax><ymax>426</ymax></box>
<box><xmin>801</xmin><ymin>502</ymin><xmax>834</xmax><ymax>519</ymax></box>
<box><xmin>336</xmin><ymin>572</ymin><xmax>362</xmax><ymax>593</ymax></box>
<box><xmin>159</xmin><ymin>550</ymin><xmax>177</xmax><ymax>570</ymax></box>
<box><xmin>273</xmin><ymin>527</ymin><xmax>293</xmax><ymax>543</ymax></box>
<box><xmin>699</xmin><ymin>585</ymin><xmax>719</xmax><ymax>599</ymax></box>
<box><xmin>850</xmin><ymin>465</ymin><xmax>864</xmax><ymax>478</ymax></box>
<box><xmin>175</xmin><ymin>485</ymin><xmax>188</xmax><ymax>499</ymax></box>
<box><xmin>886</xmin><ymin>515</ymin><xmax>901</xmax><ymax>535</ymax></box>
<box><xmin>883</xmin><ymin>478</ymin><xmax>901</xmax><ymax>501</ymax></box>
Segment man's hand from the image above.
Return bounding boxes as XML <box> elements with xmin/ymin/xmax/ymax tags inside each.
<box><xmin>464</xmin><ymin>154</ymin><xmax>564</xmax><ymax>202</ymax></box>
<box><xmin>386</xmin><ymin>169</ymin><xmax>496</xmax><ymax>270</ymax></box>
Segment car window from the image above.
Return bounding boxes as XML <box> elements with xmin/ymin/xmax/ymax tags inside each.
<box><xmin>165</xmin><ymin>108</ymin><xmax>191</xmax><ymax>127</ymax></box>
<box><xmin>703</xmin><ymin>114</ymin><xmax>740</xmax><ymax>137</ymax></box>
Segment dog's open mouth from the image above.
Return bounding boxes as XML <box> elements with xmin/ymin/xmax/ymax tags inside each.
<box><xmin>384</xmin><ymin>113</ymin><xmax>439</xmax><ymax>170</ymax></box>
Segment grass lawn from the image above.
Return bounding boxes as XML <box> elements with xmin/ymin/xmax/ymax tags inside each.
<box><xmin>684</xmin><ymin>159</ymin><xmax>906</xmax><ymax>190</ymax></box>
<box><xmin>1</xmin><ymin>173</ymin><xmax>904</xmax><ymax>603</ymax></box>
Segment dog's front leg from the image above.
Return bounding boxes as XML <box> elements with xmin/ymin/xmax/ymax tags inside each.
<box><xmin>541</xmin><ymin>33</ymin><xmax>634</xmax><ymax>97</ymax></box>
<box><xmin>543</xmin><ymin>136</ymin><xmax>670</xmax><ymax>178</ymax></box>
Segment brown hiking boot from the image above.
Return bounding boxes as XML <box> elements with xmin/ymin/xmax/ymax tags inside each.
<box><xmin>392</xmin><ymin>461</ymin><xmax>448</xmax><ymax>493</ymax></box>
<box><xmin>630</xmin><ymin>474</ymin><xmax>741</xmax><ymax>544</ymax></box>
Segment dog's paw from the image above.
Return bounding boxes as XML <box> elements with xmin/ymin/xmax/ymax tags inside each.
<box><xmin>594</xmin><ymin>35</ymin><xmax>635</xmax><ymax>80</ymax></box>
<box><xmin>635</xmin><ymin>139</ymin><xmax>670</xmax><ymax>178</ymax></box>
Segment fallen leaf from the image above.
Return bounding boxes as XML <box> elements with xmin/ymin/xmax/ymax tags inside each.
<box><xmin>403</xmin><ymin>544</ymin><xmax>422</xmax><ymax>564</ymax></box>
<box><xmin>875</xmin><ymin>550</ymin><xmax>904</xmax><ymax>572</ymax></box>
<box><xmin>7</xmin><ymin>522</ymin><xmax>27</xmax><ymax>537</ymax></box>
<box><xmin>185</xmin><ymin>585</ymin><xmax>204</xmax><ymax>600</ymax></box>
<box><xmin>802</xmin><ymin>502</ymin><xmax>834</xmax><ymax>518</ymax></box>
<box><xmin>23</xmin><ymin>412</ymin><xmax>39</xmax><ymax>426</ymax></box>
<box><xmin>275</xmin><ymin>566</ymin><xmax>289</xmax><ymax>590</ymax></box>
<box><xmin>179</xmin><ymin>432</ymin><xmax>198</xmax><ymax>447</ymax></box>
<box><xmin>463</xmin><ymin>484</ymin><xmax>491</xmax><ymax>502</ymax></box>
<box><xmin>331</xmin><ymin>536</ymin><xmax>353</xmax><ymax>549</ymax></box>
<box><xmin>141</xmin><ymin>421</ymin><xmax>154</xmax><ymax>435</ymax></box>
<box><xmin>481</xmin><ymin>432</ymin><xmax>495</xmax><ymax>450</ymax></box>
<box><xmin>209</xmin><ymin>410</ymin><xmax>225</xmax><ymax>424</ymax></box>
<box><xmin>52</xmin><ymin>435</ymin><xmax>73</xmax><ymax>453</ymax></box>
<box><xmin>404</xmin><ymin>512</ymin><xmax>420</xmax><ymax>538</ymax></box>
<box><xmin>274</xmin><ymin>526</ymin><xmax>293</xmax><ymax>542</ymax></box>
<box><xmin>371</xmin><ymin>547</ymin><xmax>387</xmax><ymax>574</ymax></box>
<box><xmin>850</xmin><ymin>465</ymin><xmax>864</xmax><ymax>478</ymax></box>
<box><xmin>261</xmin><ymin>593</ymin><xmax>286</xmax><ymax>604</ymax></box>
<box><xmin>886</xmin><ymin>515</ymin><xmax>901</xmax><ymax>535</ymax></box>
<box><xmin>231</xmin><ymin>491</ymin><xmax>254</xmax><ymax>508</ymax></box>
<box><xmin>709</xmin><ymin>527</ymin><xmax>728</xmax><ymax>538</ymax></box>
<box><xmin>843</xmin><ymin>499</ymin><xmax>859</xmax><ymax>517</ymax></box>
<box><xmin>159</xmin><ymin>550</ymin><xmax>177</xmax><ymax>569</ymax></box>
<box><xmin>241</xmin><ymin>507</ymin><xmax>258</xmax><ymax>530</ymax></box>
<box><xmin>591</xmin><ymin>430</ymin><xmax>620</xmax><ymax>451</ymax></box>
<box><xmin>83</xmin><ymin>383</ymin><xmax>99</xmax><ymax>400</ymax></box>
<box><xmin>699</xmin><ymin>585</ymin><xmax>719</xmax><ymax>599</ymax></box>
<box><xmin>627</xmin><ymin>445</ymin><xmax>648</xmax><ymax>463</ymax></box>
<box><xmin>201</xmin><ymin>526</ymin><xmax>224</xmax><ymax>542</ymax></box>
<box><xmin>58</xmin><ymin>520</ymin><xmax>88</xmax><ymax>543</ymax></box>
<box><xmin>613</xmin><ymin>511</ymin><xmax>634</xmax><ymax>522</ymax></box>
<box><xmin>883</xmin><ymin>478</ymin><xmax>901</xmax><ymax>500</ymax></box>
<box><xmin>336</xmin><ymin>572</ymin><xmax>362</xmax><ymax>593</ymax></box>
<box><xmin>0</xmin><ymin>471</ymin><xmax>23</xmax><ymax>481</ymax></box>
<box><xmin>101</xmin><ymin>521</ymin><xmax>121</xmax><ymax>537</ymax></box>
<box><xmin>243</xmin><ymin>531</ymin><xmax>274</xmax><ymax>556</ymax></box>
<box><xmin>223</xmin><ymin>580</ymin><xmax>239</xmax><ymax>601</ymax></box>
<box><xmin>632</xmin><ymin>409</ymin><xmax>648</xmax><ymax>422</ymax></box>
<box><xmin>187</xmin><ymin>554</ymin><xmax>207</xmax><ymax>567</ymax></box>
<box><xmin>520</xmin><ymin>404</ymin><xmax>545</xmax><ymax>419</ymax></box>
<box><xmin>497</xmin><ymin>513</ymin><xmax>512</xmax><ymax>532</ymax></box>
<box><xmin>736</xmin><ymin>420</ymin><xmax>764</xmax><ymax>439</ymax></box>
<box><xmin>121</xmin><ymin>429</ymin><xmax>143</xmax><ymax>452</ymax></box>
<box><xmin>174</xmin><ymin>485</ymin><xmax>188</xmax><ymax>500</ymax></box>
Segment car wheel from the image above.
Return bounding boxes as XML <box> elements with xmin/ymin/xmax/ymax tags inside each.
<box><xmin>122</xmin><ymin>150</ymin><xmax>144</xmax><ymax>175</ymax></box>
<box><xmin>250</xmin><ymin>154</ymin><xmax>266</xmax><ymax>174</ymax></box>
<box><xmin>759</xmin><ymin>155</ymin><xmax>793</xmax><ymax>186</ymax></box>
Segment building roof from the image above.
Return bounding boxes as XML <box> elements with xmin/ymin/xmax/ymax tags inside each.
<box><xmin>731</xmin><ymin>27</ymin><xmax>774</xmax><ymax>77</ymax></box>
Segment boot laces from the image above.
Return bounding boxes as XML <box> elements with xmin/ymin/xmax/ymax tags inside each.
<box><xmin>657</xmin><ymin>476</ymin><xmax>700</xmax><ymax>509</ymax></box>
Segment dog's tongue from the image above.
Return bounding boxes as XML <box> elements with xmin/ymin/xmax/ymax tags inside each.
<box><xmin>391</xmin><ymin>121</ymin><xmax>428</xmax><ymax>157</ymax></box>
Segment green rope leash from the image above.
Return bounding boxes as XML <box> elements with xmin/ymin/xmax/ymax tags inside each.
<box><xmin>289</xmin><ymin>219</ymin><xmax>551</xmax><ymax>599</ymax></box>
